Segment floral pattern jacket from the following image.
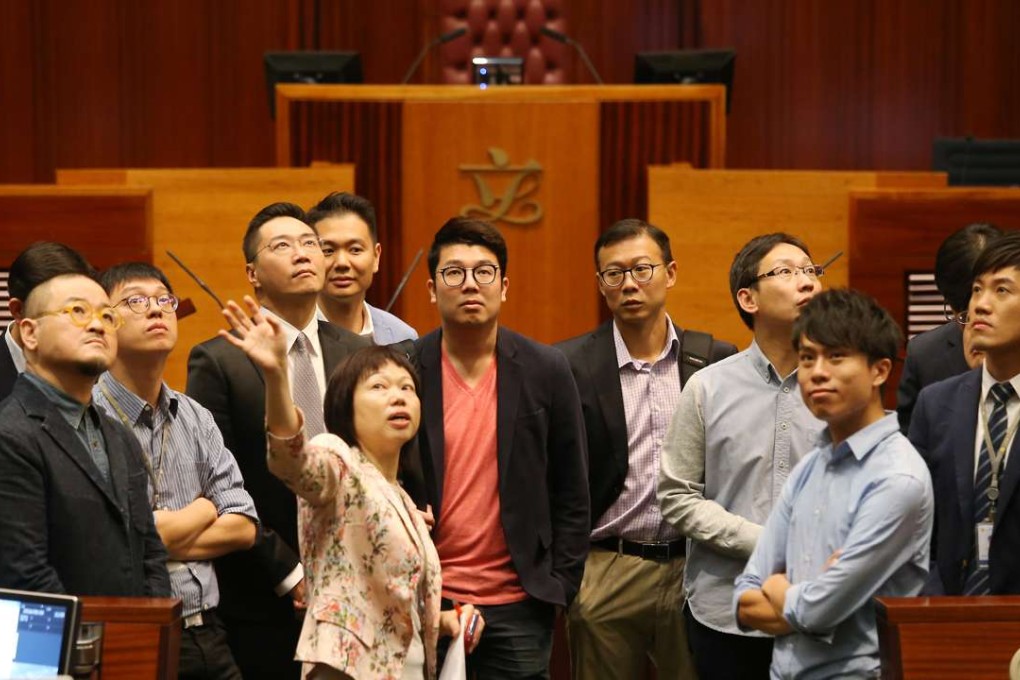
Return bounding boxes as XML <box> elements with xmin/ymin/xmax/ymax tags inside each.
<box><xmin>268</xmin><ymin>429</ymin><xmax>441</xmax><ymax>680</ymax></box>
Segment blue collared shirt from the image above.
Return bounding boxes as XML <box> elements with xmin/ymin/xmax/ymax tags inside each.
<box><xmin>94</xmin><ymin>373</ymin><xmax>258</xmax><ymax>617</ymax></box>
<box><xmin>734</xmin><ymin>413</ymin><xmax>933</xmax><ymax>679</ymax></box>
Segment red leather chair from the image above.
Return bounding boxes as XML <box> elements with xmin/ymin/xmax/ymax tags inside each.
<box><xmin>438</xmin><ymin>0</ymin><xmax>568</xmax><ymax>84</ymax></box>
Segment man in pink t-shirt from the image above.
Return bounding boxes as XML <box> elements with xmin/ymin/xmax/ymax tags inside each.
<box><xmin>410</xmin><ymin>217</ymin><xmax>589</xmax><ymax>678</ymax></box>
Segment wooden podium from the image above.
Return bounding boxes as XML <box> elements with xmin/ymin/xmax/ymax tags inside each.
<box><xmin>80</xmin><ymin>596</ymin><xmax>182</xmax><ymax>679</ymax></box>
<box><xmin>877</xmin><ymin>595</ymin><xmax>1020</xmax><ymax>679</ymax></box>
<box><xmin>274</xmin><ymin>84</ymin><xmax>727</xmax><ymax>343</ymax></box>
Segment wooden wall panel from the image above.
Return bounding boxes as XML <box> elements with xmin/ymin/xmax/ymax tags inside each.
<box><xmin>2</xmin><ymin>1</ymin><xmax>1019</xmax><ymax>185</ymax></box>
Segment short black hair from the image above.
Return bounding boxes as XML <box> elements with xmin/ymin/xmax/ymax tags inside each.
<box><xmin>793</xmin><ymin>289</ymin><xmax>902</xmax><ymax>363</ymax></box>
<box><xmin>971</xmin><ymin>229</ymin><xmax>1020</xmax><ymax>284</ymax></box>
<box><xmin>935</xmin><ymin>222</ymin><xmax>1002</xmax><ymax>312</ymax></box>
<box><xmin>242</xmin><ymin>202</ymin><xmax>310</xmax><ymax>263</ymax></box>
<box><xmin>426</xmin><ymin>217</ymin><xmax>508</xmax><ymax>278</ymax></box>
<box><xmin>593</xmin><ymin>218</ymin><xmax>673</xmax><ymax>269</ymax></box>
<box><xmin>8</xmin><ymin>242</ymin><xmax>94</xmax><ymax>302</ymax></box>
<box><xmin>99</xmin><ymin>262</ymin><xmax>174</xmax><ymax>297</ymax></box>
<box><xmin>324</xmin><ymin>345</ymin><xmax>420</xmax><ymax>450</ymax></box>
<box><xmin>306</xmin><ymin>192</ymin><xmax>378</xmax><ymax>242</ymax></box>
<box><xmin>729</xmin><ymin>233</ymin><xmax>813</xmax><ymax>330</ymax></box>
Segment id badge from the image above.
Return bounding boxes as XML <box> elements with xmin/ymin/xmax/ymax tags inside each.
<box><xmin>976</xmin><ymin>521</ymin><xmax>994</xmax><ymax>568</ymax></box>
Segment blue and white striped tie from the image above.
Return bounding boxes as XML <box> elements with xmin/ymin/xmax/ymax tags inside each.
<box><xmin>963</xmin><ymin>381</ymin><xmax>1015</xmax><ymax>595</ymax></box>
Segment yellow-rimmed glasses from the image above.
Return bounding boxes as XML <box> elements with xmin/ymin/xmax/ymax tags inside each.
<box><xmin>32</xmin><ymin>301</ymin><xmax>124</xmax><ymax>331</ymax></box>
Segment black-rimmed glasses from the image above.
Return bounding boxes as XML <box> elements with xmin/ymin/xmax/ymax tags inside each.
<box><xmin>597</xmin><ymin>263</ymin><xmax>663</xmax><ymax>288</ymax></box>
<box><xmin>116</xmin><ymin>294</ymin><xmax>180</xmax><ymax>315</ymax></box>
<box><xmin>437</xmin><ymin>264</ymin><xmax>500</xmax><ymax>287</ymax></box>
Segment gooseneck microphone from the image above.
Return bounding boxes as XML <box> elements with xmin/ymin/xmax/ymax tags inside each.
<box><xmin>539</xmin><ymin>26</ymin><xmax>603</xmax><ymax>84</ymax></box>
<box><xmin>401</xmin><ymin>27</ymin><xmax>468</xmax><ymax>84</ymax></box>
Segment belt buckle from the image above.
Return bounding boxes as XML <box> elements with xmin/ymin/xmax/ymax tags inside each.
<box><xmin>642</xmin><ymin>542</ymin><xmax>671</xmax><ymax>562</ymax></box>
<box><xmin>183</xmin><ymin>612</ymin><xmax>204</xmax><ymax>629</ymax></box>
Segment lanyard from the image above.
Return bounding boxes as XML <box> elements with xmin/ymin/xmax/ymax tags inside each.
<box><xmin>979</xmin><ymin>396</ymin><xmax>1019</xmax><ymax>523</ymax></box>
<box><xmin>100</xmin><ymin>385</ymin><xmax>171</xmax><ymax>511</ymax></box>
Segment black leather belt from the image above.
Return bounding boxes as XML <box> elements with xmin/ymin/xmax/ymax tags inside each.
<box><xmin>593</xmin><ymin>537</ymin><xmax>685</xmax><ymax>562</ymax></box>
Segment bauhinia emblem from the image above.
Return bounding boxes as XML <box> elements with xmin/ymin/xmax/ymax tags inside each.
<box><xmin>458</xmin><ymin>147</ymin><xmax>543</xmax><ymax>225</ymax></box>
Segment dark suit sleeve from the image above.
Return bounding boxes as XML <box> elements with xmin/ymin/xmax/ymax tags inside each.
<box><xmin>907</xmin><ymin>387</ymin><xmax>944</xmax><ymax>594</ymax></box>
<box><xmin>122</xmin><ymin>436</ymin><xmax>171</xmax><ymax>597</ymax></box>
<box><xmin>897</xmin><ymin>344</ymin><xmax>923</xmax><ymax>434</ymax></box>
<box><xmin>186</xmin><ymin>342</ymin><xmax>301</xmax><ymax>590</ymax></box>
<box><xmin>0</xmin><ymin>427</ymin><xmax>66</xmax><ymax>593</ymax></box>
<box><xmin>547</xmin><ymin>350</ymin><xmax>591</xmax><ymax>605</ymax></box>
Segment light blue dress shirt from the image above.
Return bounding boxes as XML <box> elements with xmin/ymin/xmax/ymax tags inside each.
<box><xmin>94</xmin><ymin>373</ymin><xmax>258</xmax><ymax>617</ymax></box>
<box><xmin>734</xmin><ymin>413</ymin><xmax>933</xmax><ymax>679</ymax></box>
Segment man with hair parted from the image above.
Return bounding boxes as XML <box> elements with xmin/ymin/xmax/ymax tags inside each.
<box><xmin>411</xmin><ymin>217</ymin><xmax>589</xmax><ymax>678</ymax></box>
<box><xmin>309</xmin><ymin>191</ymin><xmax>418</xmax><ymax>345</ymax></box>
<box><xmin>557</xmin><ymin>218</ymin><xmax>736</xmax><ymax>679</ymax></box>
<box><xmin>910</xmin><ymin>231</ymin><xmax>1020</xmax><ymax>596</ymax></box>
<box><xmin>95</xmin><ymin>262</ymin><xmax>258</xmax><ymax>680</ymax></box>
<box><xmin>735</xmin><ymin>289</ymin><xmax>933</xmax><ymax>679</ymax></box>
<box><xmin>1</xmin><ymin>241</ymin><xmax>94</xmax><ymax>400</ymax></box>
<box><xmin>186</xmin><ymin>202</ymin><xmax>369</xmax><ymax>679</ymax></box>
<box><xmin>897</xmin><ymin>222</ymin><xmax>1002</xmax><ymax>432</ymax></box>
<box><xmin>658</xmin><ymin>233</ymin><xmax>825</xmax><ymax>679</ymax></box>
<box><xmin>0</xmin><ymin>271</ymin><xmax>170</xmax><ymax>597</ymax></box>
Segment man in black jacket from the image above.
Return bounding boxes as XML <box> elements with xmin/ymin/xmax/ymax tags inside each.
<box><xmin>557</xmin><ymin>219</ymin><xmax>735</xmax><ymax>679</ymax></box>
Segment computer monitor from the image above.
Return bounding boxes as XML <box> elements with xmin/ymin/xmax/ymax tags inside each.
<box><xmin>932</xmin><ymin>137</ymin><xmax>1020</xmax><ymax>187</ymax></box>
<box><xmin>263</xmin><ymin>51</ymin><xmax>363</xmax><ymax>118</ymax></box>
<box><xmin>472</xmin><ymin>56</ymin><xmax>524</xmax><ymax>87</ymax></box>
<box><xmin>634</xmin><ymin>49</ymin><xmax>736</xmax><ymax>112</ymax></box>
<box><xmin>0</xmin><ymin>589</ymin><xmax>81</xmax><ymax>678</ymax></box>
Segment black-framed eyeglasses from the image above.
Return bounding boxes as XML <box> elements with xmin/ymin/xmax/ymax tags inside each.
<box><xmin>437</xmin><ymin>264</ymin><xmax>500</xmax><ymax>287</ymax></box>
<box><xmin>597</xmin><ymin>263</ymin><xmax>663</xmax><ymax>288</ymax></box>
<box><xmin>756</xmin><ymin>264</ymin><xmax>824</xmax><ymax>281</ymax></box>
<box><xmin>116</xmin><ymin>294</ymin><xmax>180</xmax><ymax>315</ymax></box>
<box><xmin>250</xmin><ymin>235</ymin><xmax>322</xmax><ymax>262</ymax></box>
<box><xmin>33</xmin><ymin>302</ymin><xmax>124</xmax><ymax>331</ymax></box>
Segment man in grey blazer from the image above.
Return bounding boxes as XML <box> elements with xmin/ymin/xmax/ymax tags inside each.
<box><xmin>186</xmin><ymin>202</ymin><xmax>368</xmax><ymax>680</ymax></box>
<box><xmin>309</xmin><ymin>191</ymin><xmax>418</xmax><ymax>345</ymax></box>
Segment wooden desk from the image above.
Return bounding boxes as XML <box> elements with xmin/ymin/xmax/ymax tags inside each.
<box><xmin>80</xmin><ymin>596</ymin><xmax>182</xmax><ymax>680</ymax></box>
<box><xmin>877</xmin><ymin>595</ymin><xmax>1020</xmax><ymax>679</ymax></box>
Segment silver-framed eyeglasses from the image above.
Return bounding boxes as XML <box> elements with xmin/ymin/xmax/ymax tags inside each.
<box><xmin>597</xmin><ymin>263</ymin><xmax>663</xmax><ymax>288</ymax></box>
<box><xmin>756</xmin><ymin>264</ymin><xmax>824</xmax><ymax>281</ymax></box>
<box><xmin>32</xmin><ymin>301</ymin><xmax>124</xmax><ymax>331</ymax></box>
<box><xmin>117</xmin><ymin>294</ymin><xmax>180</xmax><ymax>315</ymax></box>
<box><xmin>437</xmin><ymin>264</ymin><xmax>500</xmax><ymax>287</ymax></box>
<box><xmin>250</xmin><ymin>235</ymin><xmax>322</xmax><ymax>261</ymax></box>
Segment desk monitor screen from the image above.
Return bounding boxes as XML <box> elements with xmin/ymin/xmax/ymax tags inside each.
<box><xmin>263</xmin><ymin>51</ymin><xmax>364</xmax><ymax>117</ymax></box>
<box><xmin>0</xmin><ymin>589</ymin><xmax>81</xmax><ymax>678</ymax></box>
<box><xmin>635</xmin><ymin>49</ymin><xmax>736</xmax><ymax>112</ymax></box>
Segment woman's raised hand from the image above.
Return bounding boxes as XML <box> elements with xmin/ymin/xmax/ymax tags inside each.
<box><xmin>218</xmin><ymin>296</ymin><xmax>288</xmax><ymax>375</ymax></box>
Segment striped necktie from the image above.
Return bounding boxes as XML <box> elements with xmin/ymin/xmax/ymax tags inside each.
<box><xmin>290</xmin><ymin>332</ymin><xmax>326</xmax><ymax>439</ymax></box>
<box><xmin>963</xmin><ymin>381</ymin><xmax>1015</xmax><ymax>595</ymax></box>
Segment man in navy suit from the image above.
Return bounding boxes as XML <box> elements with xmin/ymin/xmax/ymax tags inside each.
<box><xmin>309</xmin><ymin>191</ymin><xmax>418</xmax><ymax>345</ymax></box>
<box><xmin>897</xmin><ymin>223</ymin><xmax>1001</xmax><ymax>432</ymax></box>
<box><xmin>910</xmin><ymin>231</ymin><xmax>1020</xmax><ymax>595</ymax></box>
<box><xmin>1</xmin><ymin>242</ymin><xmax>93</xmax><ymax>401</ymax></box>
<box><xmin>412</xmin><ymin>217</ymin><xmax>589</xmax><ymax>679</ymax></box>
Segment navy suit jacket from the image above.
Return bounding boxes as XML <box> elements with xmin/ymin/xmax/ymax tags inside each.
<box><xmin>897</xmin><ymin>322</ymin><xmax>970</xmax><ymax>433</ymax></box>
<box><xmin>909</xmin><ymin>368</ymin><xmax>1020</xmax><ymax>594</ymax></box>
<box><xmin>556</xmin><ymin>320</ymin><xmax>737</xmax><ymax>525</ymax></box>
<box><xmin>411</xmin><ymin>327</ymin><xmax>590</xmax><ymax>607</ymax></box>
<box><xmin>0</xmin><ymin>376</ymin><xmax>170</xmax><ymax>596</ymax></box>
<box><xmin>186</xmin><ymin>320</ymin><xmax>369</xmax><ymax>623</ymax></box>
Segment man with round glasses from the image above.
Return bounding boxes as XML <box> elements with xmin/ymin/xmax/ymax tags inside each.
<box><xmin>0</xmin><ymin>271</ymin><xmax>170</xmax><ymax>598</ymax></box>
<box><xmin>411</xmin><ymin>217</ymin><xmax>589</xmax><ymax>678</ymax></box>
<box><xmin>557</xmin><ymin>219</ymin><xmax>736</xmax><ymax>679</ymax></box>
<box><xmin>95</xmin><ymin>262</ymin><xmax>258</xmax><ymax>680</ymax></box>
<box><xmin>658</xmin><ymin>233</ymin><xmax>825</xmax><ymax>679</ymax></box>
<box><xmin>1</xmin><ymin>241</ymin><xmax>95</xmax><ymax>401</ymax></box>
<box><xmin>186</xmin><ymin>202</ymin><xmax>368</xmax><ymax>680</ymax></box>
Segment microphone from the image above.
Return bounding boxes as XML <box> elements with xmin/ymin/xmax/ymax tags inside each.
<box><xmin>401</xmin><ymin>27</ymin><xmax>468</xmax><ymax>84</ymax></box>
<box><xmin>540</xmin><ymin>26</ymin><xmax>603</xmax><ymax>84</ymax></box>
<box><xmin>385</xmin><ymin>248</ymin><xmax>424</xmax><ymax>313</ymax></box>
